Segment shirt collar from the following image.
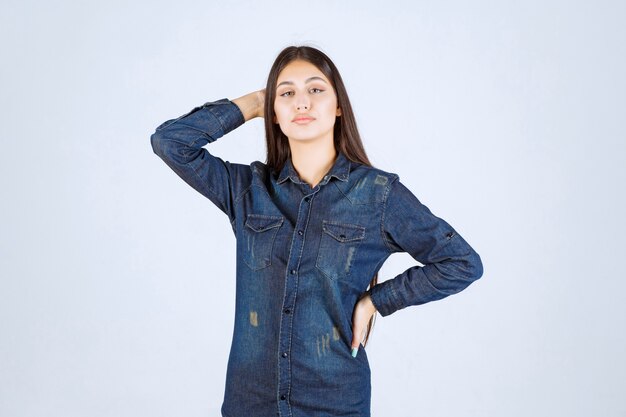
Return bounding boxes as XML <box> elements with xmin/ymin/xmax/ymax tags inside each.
<box><xmin>276</xmin><ymin>150</ymin><xmax>351</xmax><ymax>185</ymax></box>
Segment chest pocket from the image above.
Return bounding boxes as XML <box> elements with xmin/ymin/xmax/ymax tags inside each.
<box><xmin>242</xmin><ymin>213</ymin><xmax>284</xmax><ymax>271</ymax></box>
<box><xmin>316</xmin><ymin>220</ymin><xmax>366</xmax><ymax>281</ymax></box>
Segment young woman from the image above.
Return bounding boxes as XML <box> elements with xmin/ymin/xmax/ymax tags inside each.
<box><xmin>150</xmin><ymin>45</ymin><xmax>483</xmax><ymax>417</ymax></box>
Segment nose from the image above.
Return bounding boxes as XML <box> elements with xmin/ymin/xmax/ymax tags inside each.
<box><xmin>296</xmin><ymin>96</ymin><xmax>309</xmax><ymax>111</ymax></box>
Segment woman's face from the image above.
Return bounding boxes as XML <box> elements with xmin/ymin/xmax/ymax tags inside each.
<box><xmin>274</xmin><ymin>59</ymin><xmax>342</xmax><ymax>144</ymax></box>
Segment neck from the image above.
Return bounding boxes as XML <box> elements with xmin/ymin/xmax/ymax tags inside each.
<box><xmin>289</xmin><ymin>141</ymin><xmax>337</xmax><ymax>188</ymax></box>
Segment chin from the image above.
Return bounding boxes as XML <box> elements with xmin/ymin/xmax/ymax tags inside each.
<box><xmin>283</xmin><ymin>130</ymin><xmax>317</xmax><ymax>141</ymax></box>
<box><xmin>288</xmin><ymin>135</ymin><xmax>318</xmax><ymax>143</ymax></box>
<box><xmin>287</xmin><ymin>130</ymin><xmax>333</xmax><ymax>143</ymax></box>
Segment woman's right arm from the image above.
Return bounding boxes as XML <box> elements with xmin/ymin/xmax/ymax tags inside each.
<box><xmin>150</xmin><ymin>90</ymin><xmax>264</xmax><ymax>227</ymax></box>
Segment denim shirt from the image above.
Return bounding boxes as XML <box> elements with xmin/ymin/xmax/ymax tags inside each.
<box><xmin>150</xmin><ymin>98</ymin><xmax>483</xmax><ymax>417</ymax></box>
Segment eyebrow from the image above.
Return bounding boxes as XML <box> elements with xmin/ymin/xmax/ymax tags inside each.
<box><xmin>276</xmin><ymin>76</ymin><xmax>328</xmax><ymax>88</ymax></box>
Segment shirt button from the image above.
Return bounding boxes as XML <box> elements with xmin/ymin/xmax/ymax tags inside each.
<box><xmin>291</xmin><ymin>269</ymin><xmax>296</xmax><ymax>274</ymax></box>
<box><xmin>280</xmin><ymin>394</ymin><xmax>286</xmax><ymax>400</ymax></box>
<box><xmin>298</xmin><ymin>230</ymin><xmax>303</xmax><ymax>235</ymax></box>
<box><xmin>284</xmin><ymin>308</ymin><xmax>290</xmax><ymax>314</ymax></box>
<box><xmin>304</xmin><ymin>196</ymin><xmax>310</xmax><ymax>202</ymax></box>
<box><xmin>282</xmin><ymin>352</ymin><xmax>288</xmax><ymax>358</ymax></box>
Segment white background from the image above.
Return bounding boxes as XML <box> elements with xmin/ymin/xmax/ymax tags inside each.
<box><xmin>1</xmin><ymin>0</ymin><xmax>624</xmax><ymax>416</ymax></box>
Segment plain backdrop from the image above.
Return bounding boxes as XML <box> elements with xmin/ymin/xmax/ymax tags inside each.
<box><xmin>1</xmin><ymin>0</ymin><xmax>624</xmax><ymax>416</ymax></box>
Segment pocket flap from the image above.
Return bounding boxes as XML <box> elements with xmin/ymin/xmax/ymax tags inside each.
<box><xmin>245</xmin><ymin>213</ymin><xmax>284</xmax><ymax>232</ymax></box>
<box><xmin>322</xmin><ymin>221</ymin><xmax>365</xmax><ymax>242</ymax></box>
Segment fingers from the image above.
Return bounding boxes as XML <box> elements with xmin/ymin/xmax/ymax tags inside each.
<box><xmin>351</xmin><ymin>295</ymin><xmax>375</xmax><ymax>358</ymax></box>
<box><xmin>351</xmin><ymin>339</ymin><xmax>360</xmax><ymax>358</ymax></box>
<box><xmin>351</xmin><ymin>324</ymin><xmax>364</xmax><ymax>358</ymax></box>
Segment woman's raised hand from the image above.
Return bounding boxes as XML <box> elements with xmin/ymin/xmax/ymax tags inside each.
<box><xmin>232</xmin><ymin>88</ymin><xmax>266</xmax><ymax>122</ymax></box>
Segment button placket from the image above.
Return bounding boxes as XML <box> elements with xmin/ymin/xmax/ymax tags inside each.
<box><xmin>277</xmin><ymin>191</ymin><xmax>316</xmax><ymax>417</ymax></box>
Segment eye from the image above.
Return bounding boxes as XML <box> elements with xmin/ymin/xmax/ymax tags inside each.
<box><xmin>279</xmin><ymin>88</ymin><xmax>324</xmax><ymax>97</ymax></box>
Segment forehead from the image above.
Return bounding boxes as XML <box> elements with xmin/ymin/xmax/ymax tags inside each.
<box><xmin>276</xmin><ymin>60</ymin><xmax>329</xmax><ymax>84</ymax></box>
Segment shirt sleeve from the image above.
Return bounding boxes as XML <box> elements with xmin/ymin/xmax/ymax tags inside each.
<box><xmin>368</xmin><ymin>176</ymin><xmax>484</xmax><ymax>317</ymax></box>
<box><xmin>150</xmin><ymin>98</ymin><xmax>250</xmax><ymax>227</ymax></box>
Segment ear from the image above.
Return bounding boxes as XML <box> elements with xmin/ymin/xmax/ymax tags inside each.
<box><xmin>336</xmin><ymin>107</ymin><xmax>342</xmax><ymax>117</ymax></box>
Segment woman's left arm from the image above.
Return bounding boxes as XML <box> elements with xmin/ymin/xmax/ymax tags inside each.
<box><xmin>368</xmin><ymin>176</ymin><xmax>484</xmax><ymax>317</ymax></box>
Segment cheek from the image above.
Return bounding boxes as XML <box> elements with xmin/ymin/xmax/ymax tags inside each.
<box><xmin>273</xmin><ymin>106</ymin><xmax>285</xmax><ymax>123</ymax></box>
<box><xmin>320</xmin><ymin>97</ymin><xmax>338</xmax><ymax>112</ymax></box>
<box><xmin>275</xmin><ymin>101</ymin><xmax>290</xmax><ymax>116</ymax></box>
<box><xmin>322</xmin><ymin>101</ymin><xmax>338</xmax><ymax>119</ymax></box>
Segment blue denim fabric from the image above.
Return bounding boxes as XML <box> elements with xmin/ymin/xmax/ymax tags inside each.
<box><xmin>150</xmin><ymin>98</ymin><xmax>483</xmax><ymax>417</ymax></box>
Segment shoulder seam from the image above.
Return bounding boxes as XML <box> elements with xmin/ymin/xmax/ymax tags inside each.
<box><xmin>380</xmin><ymin>174</ymin><xmax>400</xmax><ymax>253</ymax></box>
<box><xmin>234</xmin><ymin>163</ymin><xmax>255</xmax><ymax>203</ymax></box>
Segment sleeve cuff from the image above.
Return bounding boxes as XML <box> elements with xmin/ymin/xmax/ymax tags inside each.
<box><xmin>202</xmin><ymin>98</ymin><xmax>246</xmax><ymax>135</ymax></box>
<box><xmin>368</xmin><ymin>280</ymin><xmax>400</xmax><ymax>317</ymax></box>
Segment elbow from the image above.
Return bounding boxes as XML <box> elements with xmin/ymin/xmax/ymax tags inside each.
<box><xmin>467</xmin><ymin>250</ymin><xmax>484</xmax><ymax>282</ymax></box>
<box><xmin>151</xmin><ymin>130</ymin><xmax>175</xmax><ymax>160</ymax></box>
<box><xmin>150</xmin><ymin>131</ymin><xmax>164</xmax><ymax>156</ymax></box>
<box><xmin>150</xmin><ymin>130</ymin><xmax>199</xmax><ymax>167</ymax></box>
<box><xmin>447</xmin><ymin>250</ymin><xmax>483</xmax><ymax>288</ymax></box>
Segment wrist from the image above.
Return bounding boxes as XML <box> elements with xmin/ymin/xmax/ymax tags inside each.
<box><xmin>255</xmin><ymin>90</ymin><xmax>264</xmax><ymax>118</ymax></box>
<box><xmin>232</xmin><ymin>92</ymin><xmax>260</xmax><ymax>122</ymax></box>
<box><xmin>363</xmin><ymin>293</ymin><xmax>377</xmax><ymax>314</ymax></box>
<box><xmin>255</xmin><ymin>89</ymin><xmax>266</xmax><ymax>119</ymax></box>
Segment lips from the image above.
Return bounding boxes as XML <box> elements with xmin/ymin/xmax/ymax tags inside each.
<box><xmin>293</xmin><ymin>116</ymin><xmax>315</xmax><ymax>124</ymax></box>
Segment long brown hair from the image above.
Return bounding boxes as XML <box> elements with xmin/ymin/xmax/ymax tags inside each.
<box><xmin>263</xmin><ymin>45</ymin><xmax>379</xmax><ymax>347</ymax></box>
